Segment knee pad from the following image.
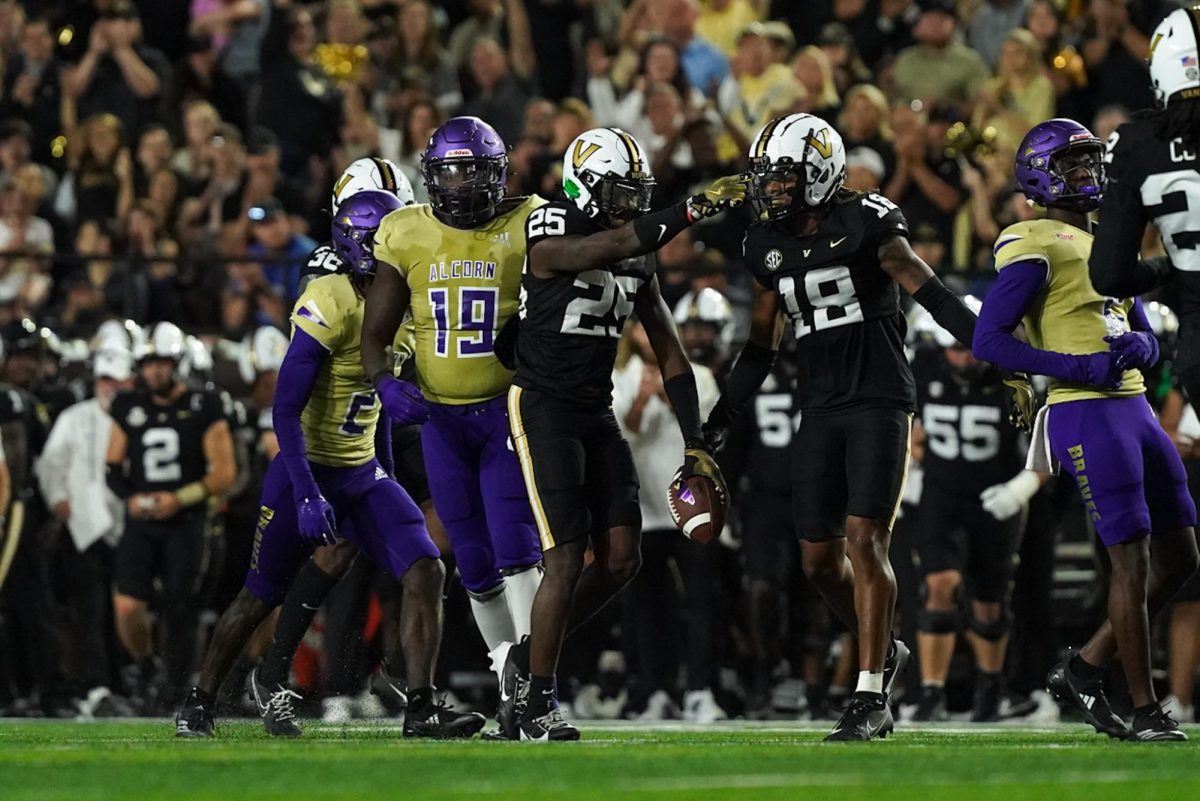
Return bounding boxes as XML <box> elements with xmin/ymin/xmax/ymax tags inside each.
<box><xmin>918</xmin><ymin>608</ymin><xmax>959</xmax><ymax>635</ymax></box>
<box><xmin>467</xmin><ymin>581</ymin><xmax>506</xmax><ymax>603</ymax></box>
<box><xmin>970</xmin><ymin>613</ymin><xmax>1011</xmax><ymax>642</ymax></box>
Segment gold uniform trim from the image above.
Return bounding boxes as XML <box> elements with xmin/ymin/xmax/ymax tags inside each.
<box><xmin>507</xmin><ymin>386</ymin><xmax>555</xmax><ymax>551</ymax></box>
<box><xmin>373</xmin><ymin>157</ymin><xmax>397</xmax><ymax>192</ymax></box>
<box><xmin>612</xmin><ymin>128</ymin><xmax>644</xmax><ymax>173</ymax></box>
<box><xmin>754</xmin><ymin>116</ymin><xmax>785</xmax><ymax>159</ymax></box>
<box><xmin>888</xmin><ymin>414</ymin><xmax>915</xmax><ymax>531</ymax></box>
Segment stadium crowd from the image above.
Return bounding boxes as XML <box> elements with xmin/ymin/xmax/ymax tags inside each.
<box><xmin>0</xmin><ymin>0</ymin><xmax>1198</xmax><ymax>730</ymax></box>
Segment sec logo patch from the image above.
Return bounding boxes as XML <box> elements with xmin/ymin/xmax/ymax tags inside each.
<box><xmin>765</xmin><ymin>249</ymin><xmax>783</xmax><ymax>271</ymax></box>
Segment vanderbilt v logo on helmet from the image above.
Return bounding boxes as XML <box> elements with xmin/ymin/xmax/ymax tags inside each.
<box><xmin>562</xmin><ymin>127</ymin><xmax>656</xmax><ymax>226</ymax></box>
<box><xmin>1148</xmin><ymin>5</ymin><xmax>1200</xmax><ymax>107</ymax></box>
<box><xmin>748</xmin><ymin>113</ymin><xmax>847</xmax><ymax>221</ymax></box>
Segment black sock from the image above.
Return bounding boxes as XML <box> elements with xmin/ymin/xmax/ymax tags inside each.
<box><xmin>1133</xmin><ymin>703</ymin><xmax>1161</xmax><ymax>718</ymax></box>
<box><xmin>512</xmin><ymin>637</ymin><xmax>530</xmax><ymax>674</ymax></box>
<box><xmin>258</xmin><ymin>563</ymin><xmax>340</xmax><ymax>687</ymax></box>
<box><xmin>188</xmin><ymin>687</ymin><xmax>215</xmax><ymax>708</ymax></box>
<box><xmin>408</xmin><ymin>686</ymin><xmax>434</xmax><ymax>715</ymax></box>
<box><xmin>1069</xmin><ymin>653</ymin><xmax>1104</xmax><ymax>681</ymax></box>
<box><xmin>528</xmin><ymin>674</ymin><xmax>555</xmax><ymax>718</ymax></box>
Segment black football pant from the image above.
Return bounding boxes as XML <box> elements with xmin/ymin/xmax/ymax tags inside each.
<box><xmin>55</xmin><ymin>542</ymin><xmax>118</xmax><ymax>692</ymax></box>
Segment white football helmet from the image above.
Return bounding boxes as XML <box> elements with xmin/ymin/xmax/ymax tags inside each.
<box><xmin>332</xmin><ymin>157</ymin><xmax>416</xmax><ymax>213</ymax></box>
<box><xmin>94</xmin><ymin>318</ymin><xmax>147</xmax><ymax>355</ymax></box>
<box><xmin>138</xmin><ymin>322</ymin><xmax>187</xmax><ymax>363</ymax></box>
<box><xmin>181</xmin><ymin>335</ymin><xmax>213</xmax><ymax>380</ymax></box>
<box><xmin>238</xmin><ymin>326</ymin><xmax>289</xmax><ymax>384</ymax></box>
<box><xmin>909</xmin><ymin>295</ymin><xmax>982</xmax><ymax>349</ymax></box>
<box><xmin>674</xmin><ymin>288</ymin><xmax>733</xmax><ymax>330</ymax></box>
<box><xmin>748</xmin><ymin>113</ymin><xmax>846</xmax><ymax>220</ymax></box>
<box><xmin>561</xmin><ymin>127</ymin><xmax>655</xmax><ymax>226</ymax></box>
<box><xmin>1148</xmin><ymin>6</ymin><xmax>1200</xmax><ymax>108</ymax></box>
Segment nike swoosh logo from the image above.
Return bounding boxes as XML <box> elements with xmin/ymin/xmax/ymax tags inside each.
<box><xmin>830</xmin><ymin>237</ymin><xmax>847</xmax><ymax>247</ymax></box>
<box><xmin>301</xmin><ymin>603</ymin><xmax>319</xmax><ymax>611</ymax></box>
<box><xmin>500</xmin><ymin>685</ymin><xmax>511</xmax><ymax>702</ymax></box>
<box><xmin>658</xmin><ymin>224</ymin><xmax>667</xmax><ymax>241</ymax></box>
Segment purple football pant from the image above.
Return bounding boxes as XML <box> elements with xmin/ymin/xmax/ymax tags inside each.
<box><xmin>244</xmin><ymin>456</ymin><xmax>438</xmax><ymax>605</ymax></box>
<box><xmin>1048</xmin><ymin>396</ymin><xmax>1196</xmax><ymax>548</ymax></box>
<box><xmin>421</xmin><ymin>395</ymin><xmax>541</xmax><ymax>594</ymax></box>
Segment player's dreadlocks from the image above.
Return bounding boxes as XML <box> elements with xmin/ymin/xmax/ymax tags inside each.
<box><xmin>1135</xmin><ymin>97</ymin><xmax>1200</xmax><ymax>147</ymax></box>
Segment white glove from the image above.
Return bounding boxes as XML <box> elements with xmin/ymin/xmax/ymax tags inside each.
<box><xmin>979</xmin><ymin>470</ymin><xmax>1042</xmax><ymax>522</ymax></box>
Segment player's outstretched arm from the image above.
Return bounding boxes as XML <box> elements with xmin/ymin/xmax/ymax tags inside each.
<box><xmin>527</xmin><ymin>176</ymin><xmax>745</xmax><ymax>277</ymax></box>
<box><xmin>1089</xmin><ymin>179</ymin><xmax>1172</xmax><ymax>298</ymax></box>
<box><xmin>972</xmin><ymin>259</ymin><xmax>1122</xmax><ymax>387</ymax></box>
<box><xmin>361</xmin><ymin>264</ymin><xmax>410</xmax><ymax>384</ymax></box>
<box><xmin>879</xmin><ymin>234</ymin><xmax>976</xmax><ymax>347</ymax></box>
<box><xmin>702</xmin><ymin>283</ymin><xmax>786</xmax><ymax>451</ymax></box>
<box><xmin>635</xmin><ymin>276</ymin><xmax>702</xmax><ymax>441</ymax></box>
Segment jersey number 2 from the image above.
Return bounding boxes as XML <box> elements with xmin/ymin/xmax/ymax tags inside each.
<box><xmin>779</xmin><ymin>266</ymin><xmax>863</xmax><ymax>338</ymax></box>
<box><xmin>1141</xmin><ymin>170</ymin><xmax>1200</xmax><ymax>271</ymax></box>
<box><xmin>142</xmin><ymin>428</ymin><xmax>182</xmax><ymax>482</ymax></box>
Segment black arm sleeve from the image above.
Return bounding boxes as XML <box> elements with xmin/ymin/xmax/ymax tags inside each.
<box><xmin>912</xmin><ymin>275</ymin><xmax>977</xmax><ymax>349</ymax></box>
<box><xmin>706</xmin><ymin>342</ymin><xmax>777</xmax><ymax>430</ymax></box>
<box><xmin>664</xmin><ymin>372</ymin><xmax>703</xmax><ymax>446</ymax></box>
<box><xmin>1089</xmin><ymin>178</ymin><xmax>1170</xmax><ymax>298</ymax></box>
<box><xmin>106</xmin><ymin>463</ymin><xmax>133</xmax><ymax>500</ymax></box>
<box><xmin>632</xmin><ymin>202</ymin><xmax>692</xmax><ymax>253</ymax></box>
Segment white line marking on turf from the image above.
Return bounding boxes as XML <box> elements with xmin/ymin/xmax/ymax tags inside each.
<box><xmin>613</xmin><ymin>771</ymin><xmax>1144</xmax><ymax>792</ymax></box>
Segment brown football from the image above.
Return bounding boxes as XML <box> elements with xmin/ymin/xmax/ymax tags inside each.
<box><xmin>667</xmin><ymin>469</ymin><xmax>727</xmax><ymax>544</ymax></box>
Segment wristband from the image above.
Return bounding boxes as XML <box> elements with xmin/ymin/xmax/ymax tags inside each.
<box><xmin>174</xmin><ymin>481</ymin><xmax>208</xmax><ymax>508</ymax></box>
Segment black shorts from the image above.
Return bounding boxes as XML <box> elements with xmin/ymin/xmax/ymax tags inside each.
<box><xmin>740</xmin><ymin>490</ymin><xmax>797</xmax><ymax>584</ymax></box>
<box><xmin>115</xmin><ymin>512</ymin><xmax>208</xmax><ymax>602</ymax></box>
<box><xmin>392</xmin><ymin>423</ymin><xmax>431</xmax><ymax>506</ymax></box>
<box><xmin>916</xmin><ymin>481</ymin><xmax>1022</xmax><ymax>603</ymax></box>
<box><xmin>791</xmin><ymin>406</ymin><xmax>913</xmax><ymax>541</ymax></box>
<box><xmin>508</xmin><ymin>386</ymin><xmax>641</xmax><ymax>550</ymax></box>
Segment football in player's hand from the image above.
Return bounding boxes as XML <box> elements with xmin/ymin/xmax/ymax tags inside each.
<box><xmin>667</xmin><ymin>469</ymin><xmax>727</xmax><ymax>544</ymax></box>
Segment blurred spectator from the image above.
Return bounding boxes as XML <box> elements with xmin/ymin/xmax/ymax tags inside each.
<box><xmin>791</xmin><ymin>45</ymin><xmax>840</xmax><ymax>119</ymax></box>
<box><xmin>255</xmin><ymin>6</ymin><xmax>343</xmax><ymax>177</ymax></box>
<box><xmin>55</xmin><ymin>114</ymin><xmax>135</xmax><ymax>228</ymax></box>
<box><xmin>244</xmin><ymin>127</ymin><xmax>310</xmax><ymax>223</ymax></box>
<box><xmin>644</xmin><ymin>0</ymin><xmax>730</xmax><ymax>97</ymax></box>
<box><xmin>145</xmin><ymin>168</ymin><xmax>182</xmax><ymax>234</ymax></box>
<box><xmin>122</xmin><ymin>200</ymin><xmax>181</xmax><ymax>322</ymax></box>
<box><xmin>336</xmin><ymin>87</ymin><xmax>403</xmax><ymax>177</ymax></box>
<box><xmin>717</xmin><ymin>23</ymin><xmax>803</xmax><ymax>158</ymax></box>
<box><xmin>1091</xmin><ymin>103</ymin><xmax>1130</xmax><ymax>144</ymax></box>
<box><xmin>695</xmin><ymin>0</ymin><xmax>763</xmax><ymax>57</ymax></box>
<box><xmin>760</xmin><ymin>20</ymin><xmax>796</xmax><ymax>65</ymax></box>
<box><xmin>524</xmin><ymin>98</ymin><xmax>595</xmax><ymax>197</ymax></box>
<box><xmin>170</xmin><ymin>100</ymin><xmax>220</xmax><ymax>185</ymax></box>
<box><xmin>245</xmin><ymin>197</ymin><xmax>316</xmax><ymax>305</ymax></box>
<box><xmin>62</xmin><ymin>1</ymin><xmax>171</xmax><ymax>142</ymax></box>
<box><xmin>967</xmin><ymin>0</ymin><xmax>1030</xmax><ymax>71</ymax></box>
<box><xmin>653</xmin><ymin>115</ymin><xmax>724</xmax><ymax>203</ymax></box>
<box><xmin>890</xmin><ymin>0</ymin><xmax>990</xmax><ymax>116</ymax></box>
<box><xmin>0</xmin><ymin>16</ymin><xmax>62</xmax><ymax>166</ymax></box>
<box><xmin>133</xmin><ymin>125</ymin><xmax>175</xmax><ymax>198</ymax></box>
<box><xmin>396</xmin><ymin>98</ymin><xmax>442</xmax><ymax>201</ymax></box>
<box><xmin>839</xmin><ymin>83</ymin><xmax>895</xmax><ymax>186</ymax></box>
<box><xmin>447</xmin><ymin>0</ymin><xmax>504</xmax><ymax>69</ymax></box>
<box><xmin>885</xmin><ymin>101</ymin><xmax>963</xmax><ymax>259</ymax></box>
<box><xmin>588</xmin><ymin>36</ymin><xmax>704</xmax><ymax>135</ymax></box>
<box><xmin>1023</xmin><ymin>0</ymin><xmax>1087</xmax><ymax>107</ymax></box>
<box><xmin>972</xmin><ymin>29</ymin><xmax>1054</xmax><ymax>159</ymax></box>
<box><xmin>391</xmin><ymin>0</ymin><xmax>463</xmax><ymax>113</ymax></box>
<box><xmin>1080</xmin><ymin>0</ymin><xmax>1159</xmax><ymax>118</ymax></box>
<box><xmin>815</xmin><ymin>21</ymin><xmax>872</xmax><ymax>96</ymax></box>
<box><xmin>0</xmin><ymin>120</ymin><xmax>58</xmax><ymax>204</ymax></box>
<box><xmin>222</xmin><ymin>256</ymin><xmax>285</xmax><ymax>335</ymax></box>
<box><xmin>523</xmin><ymin>0</ymin><xmax>584</xmax><ymax>102</ymax></box>
<box><xmin>461</xmin><ymin>37</ymin><xmax>535</xmax><ymax>145</ymax></box>
<box><xmin>844</xmin><ymin>145</ymin><xmax>887</xmax><ymax>192</ymax></box>
<box><xmin>0</xmin><ymin>177</ymin><xmax>54</xmax><ymax>310</ymax></box>
<box><xmin>909</xmin><ymin>221</ymin><xmax>949</xmax><ymax>274</ymax></box>
<box><xmin>168</xmin><ymin>34</ymin><xmax>249</xmax><ymax>134</ymax></box>
<box><xmin>178</xmin><ymin>122</ymin><xmax>247</xmax><ymax>232</ymax></box>
<box><xmin>188</xmin><ymin>0</ymin><xmax>270</xmax><ymax>84</ymax></box>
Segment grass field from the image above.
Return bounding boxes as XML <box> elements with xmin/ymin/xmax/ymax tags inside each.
<box><xmin>3</xmin><ymin>720</ymin><xmax>1199</xmax><ymax>801</ymax></box>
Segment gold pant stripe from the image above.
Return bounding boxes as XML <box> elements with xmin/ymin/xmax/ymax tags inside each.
<box><xmin>507</xmin><ymin>386</ymin><xmax>555</xmax><ymax>551</ymax></box>
<box><xmin>888</xmin><ymin>413</ymin><xmax>915</xmax><ymax>531</ymax></box>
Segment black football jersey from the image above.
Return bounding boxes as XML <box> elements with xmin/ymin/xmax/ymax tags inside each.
<box><xmin>298</xmin><ymin>242</ymin><xmax>342</xmax><ymax>296</ymax></box>
<box><xmin>911</xmin><ymin>348</ymin><xmax>1023</xmax><ymax>496</ymax></box>
<box><xmin>0</xmin><ymin>382</ymin><xmax>49</xmax><ymax>492</ymax></box>
<box><xmin>514</xmin><ymin>201</ymin><xmax>653</xmax><ymax>406</ymax></box>
<box><xmin>1100</xmin><ymin>117</ymin><xmax>1200</xmax><ymax>366</ymax></box>
<box><xmin>744</xmin><ymin>190</ymin><xmax>915</xmax><ymax>414</ymax></box>
<box><xmin>111</xmin><ymin>387</ymin><xmax>226</xmax><ymax>492</ymax></box>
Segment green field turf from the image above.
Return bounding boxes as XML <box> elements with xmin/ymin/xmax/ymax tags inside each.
<box><xmin>2</xmin><ymin>720</ymin><xmax>1199</xmax><ymax>801</ymax></box>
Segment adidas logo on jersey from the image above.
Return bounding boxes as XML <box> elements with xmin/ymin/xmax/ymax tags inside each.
<box><xmin>374</xmin><ymin>466</ymin><xmax>387</xmax><ymax>481</ymax></box>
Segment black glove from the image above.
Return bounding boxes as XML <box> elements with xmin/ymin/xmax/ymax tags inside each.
<box><xmin>493</xmin><ymin>315</ymin><xmax>520</xmax><ymax>370</ymax></box>
<box><xmin>1001</xmin><ymin>372</ymin><xmax>1037</xmax><ymax>433</ymax></box>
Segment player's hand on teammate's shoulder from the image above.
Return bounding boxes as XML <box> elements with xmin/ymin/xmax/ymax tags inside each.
<box><xmin>376</xmin><ymin>375</ymin><xmax>430</xmax><ymax>427</ymax></box>
<box><xmin>296</xmin><ymin>494</ymin><xmax>338</xmax><ymax>546</ymax></box>
<box><xmin>686</xmin><ymin>174</ymin><xmax>748</xmax><ymax>220</ymax></box>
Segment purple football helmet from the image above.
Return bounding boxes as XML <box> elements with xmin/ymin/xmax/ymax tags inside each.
<box><xmin>1014</xmin><ymin>118</ymin><xmax>1105</xmax><ymax>212</ymax></box>
<box><xmin>331</xmin><ymin>190</ymin><xmax>403</xmax><ymax>277</ymax></box>
<box><xmin>421</xmin><ymin>116</ymin><xmax>508</xmax><ymax>228</ymax></box>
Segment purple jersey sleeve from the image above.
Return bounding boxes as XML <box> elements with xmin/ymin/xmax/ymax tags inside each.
<box><xmin>972</xmin><ymin>259</ymin><xmax>1098</xmax><ymax>383</ymax></box>
<box><xmin>272</xmin><ymin>328</ymin><xmax>327</xmax><ymax>498</ymax></box>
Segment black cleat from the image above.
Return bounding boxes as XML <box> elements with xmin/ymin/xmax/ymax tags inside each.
<box><xmin>250</xmin><ymin>668</ymin><xmax>303</xmax><ymax>738</ymax></box>
<box><xmin>404</xmin><ymin>697</ymin><xmax>487</xmax><ymax>739</ymax></box>
<box><xmin>824</xmin><ymin>692</ymin><xmax>894</xmax><ymax>741</ymax></box>
<box><xmin>518</xmin><ymin>707</ymin><xmax>581</xmax><ymax>742</ymax></box>
<box><xmin>1129</xmin><ymin>706</ymin><xmax>1188</xmax><ymax>742</ymax></box>
<box><xmin>174</xmin><ymin>689</ymin><xmax>216</xmax><ymax>738</ymax></box>
<box><xmin>492</xmin><ymin>641</ymin><xmax>529</xmax><ymax>741</ymax></box>
<box><xmin>971</xmin><ymin>672</ymin><xmax>1003</xmax><ymax>723</ymax></box>
<box><xmin>911</xmin><ymin>685</ymin><xmax>948</xmax><ymax>723</ymax></box>
<box><xmin>1046</xmin><ymin>658</ymin><xmax>1129</xmax><ymax>740</ymax></box>
<box><xmin>368</xmin><ymin>664</ymin><xmax>409</xmax><ymax>716</ymax></box>
<box><xmin>883</xmin><ymin>639</ymin><xmax>910</xmax><ymax>699</ymax></box>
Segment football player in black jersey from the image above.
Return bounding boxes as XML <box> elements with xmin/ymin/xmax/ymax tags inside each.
<box><xmin>494</xmin><ymin>127</ymin><xmax>743</xmax><ymax>740</ymax></box>
<box><xmin>703</xmin><ymin>113</ymin><xmax>985</xmax><ymax>741</ymax></box>
<box><xmin>1090</xmin><ymin>6</ymin><xmax>1200</xmax><ymax>403</ymax></box>
<box><xmin>908</xmin><ymin>301</ymin><xmax>1036</xmax><ymax>723</ymax></box>
<box><xmin>106</xmin><ymin>323</ymin><xmax>237</xmax><ymax>709</ymax></box>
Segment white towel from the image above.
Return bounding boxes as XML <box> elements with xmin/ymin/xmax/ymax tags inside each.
<box><xmin>1024</xmin><ymin>404</ymin><xmax>1059</xmax><ymax>475</ymax></box>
